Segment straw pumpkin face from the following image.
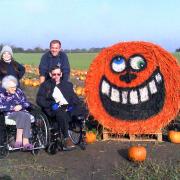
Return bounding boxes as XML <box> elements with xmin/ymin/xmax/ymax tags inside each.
<box><xmin>85</xmin><ymin>42</ymin><xmax>180</xmax><ymax>134</ymax></box>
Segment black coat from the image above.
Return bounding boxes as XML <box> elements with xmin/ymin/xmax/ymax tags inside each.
<box><xmin>36</xmin><ymin>79</ymin><xmax>81</xmax><ymax>116</ymax></box>
<box><xmin>0</xmin><ymin>60</ymin><xmax>25</xmax><ymax>82</ymax></box>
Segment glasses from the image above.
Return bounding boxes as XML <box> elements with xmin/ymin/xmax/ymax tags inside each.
<box><xmin>52</xmin><ymin>73</ymin><xmax>61</xmax><ymax>77</ymax></box>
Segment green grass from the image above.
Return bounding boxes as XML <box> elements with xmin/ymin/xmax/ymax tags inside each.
<box><xmin>14</xmin><ymin>52</ymin><xmax>97</xmax><ymax>70</ymax></box>
<box><xmin>14</xmin><ymin>52</ymin><xmax>180</xmax><ymax>70</ymax></box>
<box><xmin>173</xmin><ymin>52</ymin><xmax>180</xmax><ymax>63</ymax></box>
<box><xmin>112</xmin><ymin>160</ymin><xmax>180</xmax><ymax>180</ymax></box>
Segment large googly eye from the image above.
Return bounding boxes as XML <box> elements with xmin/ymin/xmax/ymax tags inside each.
<box><xmin>130</xmin><ymin>56</ymin><xmax>147</xmax><ymax>71</ymax></box>
<box><xmin>111</xmin><ymin>56</ymin><xmax>126</xmax><ymax>73</ymax></box>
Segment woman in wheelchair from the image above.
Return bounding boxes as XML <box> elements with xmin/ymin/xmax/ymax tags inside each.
<box><xmin>0</xmin><ymin>75</ymin><xmax>33</xmax><ymax>150</ymax></box>
<box><xmin>36</xmin><ymin>65</ymin><xmax>84</xmax><ymax>151</ymax></box>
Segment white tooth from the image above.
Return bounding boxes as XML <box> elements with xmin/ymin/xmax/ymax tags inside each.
<box><xmin>149</xmin><ymin>80</ymin><xmax>157</xmax><ymax>94</ymax></box>
<box><xmin>110</xmin><ymin>88</ymin><xmax>120</xmax><ymax>102</ymax></box>
<box><xmin>122</xmin><ymin>91</ymin><xmax>128</xmax><ymax>104</ymax></box>
<box><xmin>139</xmin><ymin>86</ymin><xmax>149</xmax><ymax>102</ymax></box>
<box><xmin>130</xmin><ymin>90</ymin><xmax>138</xmax><ymax>104</ymax></box>
<box><xmin>101</xmin><ymin>80</ymin><xmax>110</xmax><ymax>96</ymax></box>
<box><xmin>155</xmin><ymin>73</ymin><xmax>162</xmax><ymax>83</ymax></box>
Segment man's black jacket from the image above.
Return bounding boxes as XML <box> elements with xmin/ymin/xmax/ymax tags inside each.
<box><xmin>36</xmin><ymin>79</ymin><xmax>81</xmax><ymax>116</ymax></box>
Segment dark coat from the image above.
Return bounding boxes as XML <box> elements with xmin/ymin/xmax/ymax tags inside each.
<box><xmin>39</xmin><ymin>51</ymin><xmax>70</xmax><ymax>81</ymax></box>
<box><xmin>36</xmin><ymin>79</ymin><xmax>81</xmax><ymax>116</ymax></box>
<box><xmin>0</xmin><ymin>60</ymin><xmax>25</xmax><ymax>82</ymax></box>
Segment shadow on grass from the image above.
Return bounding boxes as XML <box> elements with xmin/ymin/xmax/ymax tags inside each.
<box><xmin>117</xmin><ymin>149</ymin><xmax>129</xmax><ymax>161</ymax></box>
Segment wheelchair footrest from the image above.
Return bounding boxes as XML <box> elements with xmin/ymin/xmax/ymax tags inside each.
<box><xmin>8</xmin><ymin>145</ymin><xmax>45</xmax><ymax>151</ymax></box>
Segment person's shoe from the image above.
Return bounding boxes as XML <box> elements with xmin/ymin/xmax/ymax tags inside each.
<box><xmin>13</xmin><ymin>142</ymin><xmax>23</xmax><ymax>149</ymax></box>
<box><xmin>23</xmin><ymin>143</ymin><xmax>34</xmax><ymax>150</ymax></box>
<box><xmin>63</xmin><ymin>137</ymin><xmax>76</xmax><ymax>151</ymax></box>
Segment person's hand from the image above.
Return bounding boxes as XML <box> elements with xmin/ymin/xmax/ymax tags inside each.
<box><xmin>51</xmin><ymin>103</ymin><xmax>59</xmax><ymax>111</ymax></box>
<box><xmin>14</xmin><ymin>105</ymin><xmax>22</xmax><ymax>111</ymax></box>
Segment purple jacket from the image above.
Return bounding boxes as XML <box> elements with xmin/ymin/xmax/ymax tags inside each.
<box><xmin>0</xmin><ymin>88</ymin><xmax>30</xmax><ymax>115</ymax></box>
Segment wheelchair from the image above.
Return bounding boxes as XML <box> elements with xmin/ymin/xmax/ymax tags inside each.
<box><xmin>47</xmin><ymin>107</ymin><xmax>87</xmax><ymax>155</ymax></box>
<box><xmin>0</xmin><ymin>104</ymin><xmax>50</xmax><ymax>158</ymax></box>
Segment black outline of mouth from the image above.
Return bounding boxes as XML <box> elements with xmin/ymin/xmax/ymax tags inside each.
<box><xmin>99</xmin><ymin>68</ymin><xmax>165</xmax><ymax>120</ymax></box>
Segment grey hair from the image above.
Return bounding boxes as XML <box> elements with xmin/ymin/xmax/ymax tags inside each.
<box><xmin>2</xmin><ymin>75</ymin><xmax>18</xmax><ymax>90</ymax></box>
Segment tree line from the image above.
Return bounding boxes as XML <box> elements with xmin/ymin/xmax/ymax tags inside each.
<box><xmin>1</xmin><ymin>43</ymin><xmax>179</xmax><ymax>53</ymax></box>
<box><xmin>0</xmin><ymin>44</ymin><xmax>104</xmax><ymax>53</ymax></box>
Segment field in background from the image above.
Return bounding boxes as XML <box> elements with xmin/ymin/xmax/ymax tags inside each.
<box><xmin>14</xmin><ymin>52</ymin><xmax>180</xmax><ymax>70</ymax></box>
<box><xmin>14</xmin><ymin>52</ymin><xmax>97</xmax><ymax>70</ymax></box>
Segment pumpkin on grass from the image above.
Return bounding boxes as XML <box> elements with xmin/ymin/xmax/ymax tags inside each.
<box><xmin>168</xmin><ymin>130</ymin><xmax>180</xmax><ymax>144</ymax></box>
<box><xmin>85</xmin><ymin>131</ymin><xmax>96</xmax><ymax>144</ymax></box>
<box><xmin>128</xmin><ymin>145</ymin><xmax>147</xmax><ymax>162</ymax></box>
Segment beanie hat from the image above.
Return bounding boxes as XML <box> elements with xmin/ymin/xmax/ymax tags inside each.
<box><xmin>0</xmin><ymin>45</ymin><xmax>13</xmax><ymax>57</ymax></box>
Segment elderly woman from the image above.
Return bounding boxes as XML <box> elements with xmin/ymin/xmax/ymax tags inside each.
<box><xmin>0</xmin><ymin>75</ymin><xmax>33</xmax><ymax>150</ymax></box>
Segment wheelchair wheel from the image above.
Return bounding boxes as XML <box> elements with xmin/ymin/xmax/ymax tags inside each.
<box><xmin>32</xmin><ymin>142</ymin><xmax>40</xmax><ymax>156</ymax></box>
<box><xmin>31</xmin><ymin>110</ymin><xmax>50</xmax><ymax>149</ymax></box>
<box><xmin>68</xmin><ymin>121</ymin><xmax>82</xmax><ymax>145</ymax></box>
<box><xmin>48</xmin><ymin>142</ymin><xmax>57</xmax><ymax>155</ymax></box>
<box><xmin>0</xmin><ymin>146</ymin><xmax>9</xmax><ymax>159</ymax></box>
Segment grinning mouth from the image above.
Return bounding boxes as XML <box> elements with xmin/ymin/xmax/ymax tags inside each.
<box><xmin>99</xmin><ymin>68</ymin><xmax>165</xmax><ymax>120</ymax></box>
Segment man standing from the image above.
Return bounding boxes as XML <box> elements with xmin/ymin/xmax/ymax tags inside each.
<box><xmin>39</xmin><ymin>40</ymin><xmax>70</xmax><ymax>84</ymax></box>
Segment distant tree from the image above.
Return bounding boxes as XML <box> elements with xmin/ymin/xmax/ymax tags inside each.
<box><xmin>13</xmin><ymin>47</ymin><xmax>25</xmax><ymax>53</ymax></box>
<box><xmin>33</xmin><ymin>47</ymin><xmax>44</xmax><ymax>53</ymax></box>
<box><xmin>25</xmin><ymin>48</ymin><xmax>34</xmax><ymax>53</ymax></box>
<box><xmin>0</xmin><ymin>44</ymin><xmax>3</xmax><ymax>50</ymax></box>
<box><xmin>175</xmin><ymin>48</ymin><xmax>180</xmax><ymax>52</ymax></box>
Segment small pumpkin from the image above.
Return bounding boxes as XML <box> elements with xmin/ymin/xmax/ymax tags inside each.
<box><xmin>168</xmin><ymin>130</ymin><xmax>180</xmax><ymax>144</ymax></box>
<box><xmin>32</xmin><ymin>80</ymin><xmax>40</xmax><ymax>87</ymax></box>
<box><xmin>128</xmin><ymin>145</ymin><xmax>147</xmax><ymax>162</ymax></box>
<box><xmin>75</xmin><ymin>86</ymin><xmax>83</xmax><ymax>96</ymax></box>
<box><xmin>24</xmin><ymin>78</ymin><xmax>30</xmax><ymax>86</ymax></box>
<box><xmin>85</xmin><ymin>131</ymin><xmax>96</xmax><ymax>144</ymax></box>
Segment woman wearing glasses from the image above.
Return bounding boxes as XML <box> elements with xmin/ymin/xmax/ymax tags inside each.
<box><xmin>36</xmin><ymin>65</ymin><xmax>80</xmax><ymax>151</ymax></box>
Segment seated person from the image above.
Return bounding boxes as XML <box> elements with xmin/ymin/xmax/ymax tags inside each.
<box><xmin>36</xmin><ymin>65</ymin><xmax>81</xmax><ymax>150</ymax></box>
<box><xmin>0</xmin><ymin>87</ymin><xmax>6</xmax><ymax>146</ymax></box>
<box><xmin>0</xmin><ymin>75</ymin><xmax>33</xmax><ymax>150</ymax></box>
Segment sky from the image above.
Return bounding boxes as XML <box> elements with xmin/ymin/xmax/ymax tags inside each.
<box><xmin>0</xmin><ymin>0</ymin><xmax>179</xmax><ymax>51</ymax></box>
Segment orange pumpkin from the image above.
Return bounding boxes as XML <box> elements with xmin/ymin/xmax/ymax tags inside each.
<box><xmin>128</xmin><ymin>146</ymin><xmax>147</xmax><ymax>162</ymax></box>
<box><xmin>85</xmin><ymin>131</ymin><xmax>96</xmax><ymax>144</ymax></box>
<box><xmin>32</xmin><ymin>80</ymin><xmax>40</xmax><ymax>87</ymax></box>
<box><xmin>168</xmin><ymin>130</ymin><xmax>180</xmax><ymax>143</ymax></box>
<box><xmin>24</xmin><ymin>78</ymin><xmax>30</xmax><ymax>86</ymax></box>
<box><xmin>75</xmin><ymin>86</ymin><xmax>83</xmax><ymax>96</ymax></box>
<box><xmin>85</xmin><ymin>41</ymin><xmax>180</xmax><ymax>134</ymax></box>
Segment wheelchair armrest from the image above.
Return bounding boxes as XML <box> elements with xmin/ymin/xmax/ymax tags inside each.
<box><xmin>27</xmin><ymin>103</ymin><xmax>41</xmax><ymax>112</ymax></box>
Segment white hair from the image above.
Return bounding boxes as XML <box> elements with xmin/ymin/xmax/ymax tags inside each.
<box><xmin>2</xmin><ymin>75</ymin><xmax>18</xmax><ymax>90</ymax></box>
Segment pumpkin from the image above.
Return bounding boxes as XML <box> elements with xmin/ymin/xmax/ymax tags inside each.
<box><xmin>75</xmin><ymin>86</ymin><xmax>83</xmax><ymax>96</ymax></box>
<box><xmin>85</xmin><ymin>131</ymin><xmax>96</xmax><ymax>144</ymax></box>
<box><xmin>24</xmin><ymin>78</ymin><xmax>31</xmax><ymax>86</ymax></box>
<box><xmin>32</xmin><ymin>80</ymin><xmax>40</xmax><ymax>87</ymax></box>
<box><xmin>128</xmin><ymin>145</ymin><xmax>147</xmax><ymax>162</ymax></box>
<box><xmin>85</xmin><ymin>41</ymin><xmax>180</xmax><ymax>134</ymax></box>
<box><xmin>168</xmin><ymin>130</ymin><xmax>180</xmax><ymax>143</ymax></box>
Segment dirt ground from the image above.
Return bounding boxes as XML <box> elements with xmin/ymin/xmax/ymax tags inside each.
<box><xmin>0</xmin><ymin>84</ymin><xmax>179</xmax><ymax>180</ymax></box>
<box><xmin>0</xmin><ymin>141</ymin><xmax>179</xmax><ymax>180</ymax></box>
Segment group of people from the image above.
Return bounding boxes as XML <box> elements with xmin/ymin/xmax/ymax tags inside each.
<box><xmin>0</xmin><ymin>40</ymin><xmax>79</xmax><ymax>151</ymax></box>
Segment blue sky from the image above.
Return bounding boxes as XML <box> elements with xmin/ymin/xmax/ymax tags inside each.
<box><xmin>0</xmin><ymin>0</ymin><xmax>179</xmax><ymax>51</ymax></box>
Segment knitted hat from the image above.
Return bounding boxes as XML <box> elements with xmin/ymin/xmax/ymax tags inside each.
<box><xmin>0</xmin><ymin>45</ymin><xmax>13</xmax><ymax>57</ymax></box>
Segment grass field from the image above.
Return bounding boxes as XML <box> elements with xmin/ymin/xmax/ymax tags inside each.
<box><xmin>14</xmin><ymin>52</ymin><xmax>180</xmax><ymax>70</ymax></box>
<box><xmin>14</xmin><ymin>52</ymin><xmax>97</xmax><ymax>70</ymax></box>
